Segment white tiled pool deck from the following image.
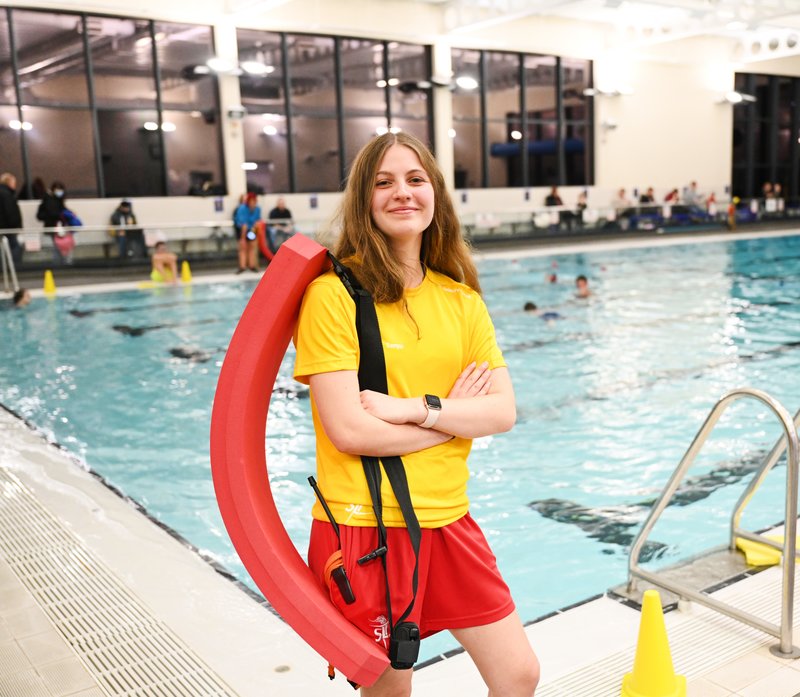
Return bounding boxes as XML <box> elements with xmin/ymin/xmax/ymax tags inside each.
<box><xmin>5</xmin><ymin>228</ymin><xmax>800</xmax><ymax>696</ymax></box>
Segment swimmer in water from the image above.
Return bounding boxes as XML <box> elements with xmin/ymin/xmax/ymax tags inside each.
<box><xmin>523</xmin><ymin>302</ymin><xmax>563</xmax><ymax>322</ymax></box>
<box><xmin>575</xmin><ymin>274</ymin><xmax>591</xmax><ymax>298</ymax></box>
<box><xmin>150</xmin><ymin>241</ymin><xmax>178</xmax><ymax>284</ymax></box>
<box><xmin>12</xmin><ymin>288</ymin><xmax>31</xmax><ymax>308</ymax></box>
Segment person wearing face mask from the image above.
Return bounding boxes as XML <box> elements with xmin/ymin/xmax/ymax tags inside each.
<box><xmin>37</xmin><ymin>181</ymin><xmax>66</xmax><ymax>227</ymax></box>
<box><xmin>37</xmin><ymin>181</ymin><xmax>72</xmax><ymax>264</ymax></box>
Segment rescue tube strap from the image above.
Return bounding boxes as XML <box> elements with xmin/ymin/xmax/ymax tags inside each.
<box><xmin>329</xmin><ymin>253</ymin><xmax>422</xmax><ymax>668</ymax></box>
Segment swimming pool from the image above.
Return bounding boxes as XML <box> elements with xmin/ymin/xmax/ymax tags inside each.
<box><xmin>2</xmin><ymin>231</ymin><xmax>799</xmax><ymax>663</ymax></box>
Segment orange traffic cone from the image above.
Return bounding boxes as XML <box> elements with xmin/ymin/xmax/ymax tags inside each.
<box><xmin>621</xmin><ymin>589</ymin><xmax>686</xmax><ymax>697</ymax></box>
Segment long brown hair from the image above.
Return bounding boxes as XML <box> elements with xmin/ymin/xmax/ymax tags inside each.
<box><xmin>333</xmin><ymin>132</ymin><xmax>480</xmax><ymax>303</ymax></box>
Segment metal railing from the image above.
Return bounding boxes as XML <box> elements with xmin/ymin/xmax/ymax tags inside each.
<box><xmin>1</xmin><ymin>235</ymin><xmax>19</xmax><ymax>293</ymax></box>
<box><xmin>627</xmin><ymin>387</ymin><xmax>800</xmax><ymax>657</ymax></box>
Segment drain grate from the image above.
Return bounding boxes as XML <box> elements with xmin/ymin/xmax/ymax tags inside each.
<box><xmin>0</xmin><ymin>468</ymin><xmax>236</xmax><ymax>696</ymax></box>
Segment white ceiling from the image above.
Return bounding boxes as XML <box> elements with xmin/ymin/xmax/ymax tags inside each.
<box><xmin>410</xmin><ymin>0</ymin><xmax>800</xmax><ymax>62</ymax></box>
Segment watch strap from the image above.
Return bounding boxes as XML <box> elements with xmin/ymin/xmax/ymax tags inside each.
<box><xmin>419</xmin><ymin>396</ymin><xmax>441</xmax><ymax>428</ymax></box>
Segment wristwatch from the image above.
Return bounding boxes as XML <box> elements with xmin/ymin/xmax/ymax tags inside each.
<box><xmin>419</xmin><ymin>394</ymin><xmax>442</xmax><ymax>428</ymax></box>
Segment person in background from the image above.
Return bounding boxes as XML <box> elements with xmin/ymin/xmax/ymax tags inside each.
<box><xmin>12</xmin><ymin>288</ymin><xmax>31</xmax><ymax>308</ymax></box>
<box><xmin>110</xmin><ymin>199</ymin><xmax>146</xmax><ymax>260</ymax></box>
<box><xmin>0</xmin><ymin>173</ymin><xmax>23</xmax><ymax>267</ymax></box>
<box><xmin>150</xmin><ymin>241</ymin><xmax>178</xmax><ymax>284</ymax></box>
<box><xmin>705</xmin><ymin>191</ymin><xmax>717</xmax><ymax>216</ymax></box>
<box><xmin>267</xmin><ymin>196</ymin><xmax>294</xmax><ymax>253</ymax></box>
<box><xmin>611</xmin><ymin>187</ymin><xmax>631</xmax><ymax>211</ymax></box>
<box><xmin>683</xmin><ymin>181</ymin><xmax>702</xmax><ymax>207</ymax></box>
<box><xmin>544</xmin><ymin>186</ymin><xmax>567</xmax><ymax>231</ymax></box>
<box><xmin>727</xmin><ymin>196</ymin><xmax>739</xmax><ymax>231</ymax></box>
<box><xmin>233</xmin><ymin>192</ymin><xmax>262</xmax><ymax>273</ymax></box>
<box><xmin>773</xmin><ymin>183</ymin><xmax>784</xmax><ymax>213</ymax></box>
<box><xmin>37</xmin><ymin>181</ymin><xmax>77</xmax><ymax>265</ymax></box>
<box><xmin>294</xmin><ymin>132</ymin><xmax>540</xmax><ymax>696</ymax></box>
<box><xmin>664</xmin><ymin>188</ymin><xmax>680</xmax><ymax>204</ymax></box>
<box><xmin>575</xmin><ymin>274</ymin><xmax>591</xmax><ymax>298</ymax></box>
<box><xmin>37</xmin><ymin>181</ymin><xmax>66</xmax><ymax>228</ymax></box>
<box><xmin>639</xmin><ymin>187</ymin><xmax>655</xmax><ymax>204</ymax></box>
<box><xmin>524</xmin><ymin>301</ymin><xmax>563</xmax><ymax>322</ymax></box>
<box><xmin>544</xmin><ymin>186</ymin><xmax>563</xmax><ymax>207</ymax></box>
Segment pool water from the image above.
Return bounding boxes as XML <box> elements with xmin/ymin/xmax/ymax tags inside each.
<box><xmin>2</xmin><ymin>232</ymin><xmax>800</xmax><ymax>662</ymax></box>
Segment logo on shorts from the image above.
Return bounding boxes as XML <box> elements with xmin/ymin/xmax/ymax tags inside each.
<box><xmin>370</xmin><ymin>614</ymin><xmax>390</xmax><ymax>648</ymax></box>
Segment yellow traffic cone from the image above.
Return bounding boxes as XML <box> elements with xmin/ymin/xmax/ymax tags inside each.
<box><xmin>43</xmin><ymin>269</ymin><xmax>56</xmax><ymax>295</ymax></box>
<box><xmin>180</xmin><ymin>260</ymin><xmax>192</xmax><ymax>284</ymax></box>
<box><xmin>621</xmin><ymin>590</ymin><xmax>686</xmax><ymax>697</ymax></box>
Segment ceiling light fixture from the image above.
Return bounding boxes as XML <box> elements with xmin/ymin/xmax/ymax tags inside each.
<box><xmin>143</xmin><ymin>121</ymin><xmax>177</xmax><ymax>131</ymax></box>
<box><xmin>722</xmin><ymin>90</ymin><xmax>757</xmax><ymax>104</ymax></box>
<box><xmin>582</xmin><ymin>87</ymin><xmax>633</xmax><ymax>97</ymax></box>
<box><xmin>455</xmin><ymin>75</ymin><xmax>479</xmax><ymax>90</ymax></box>
<box><xmin>240</xmin><ymin>61</ymin><xmax>274</xmax><ymax>76</ymax></box>
<box><xmin>206</xmin><ymin>57</ymin><xmax>236</xmax><ymax>73</ymax></box>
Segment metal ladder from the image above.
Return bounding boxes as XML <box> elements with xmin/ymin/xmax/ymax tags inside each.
<box><xmin>1</xmin><ymin>234</ymin><xmax>19</xmax><ymax>294</ymax></box>
<box><xmin>627</xmin><ymin>387</ymin><xmax>800</xmax><ymax>658</ymax></box>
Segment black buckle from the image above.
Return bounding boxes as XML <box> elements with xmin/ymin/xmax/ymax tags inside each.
<box><xmin>357</xmin><ymin>545</ymin><xmax>387</xmax><ymax>565</ymax></box>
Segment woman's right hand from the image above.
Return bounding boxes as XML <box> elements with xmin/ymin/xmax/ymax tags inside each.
<box><xmin>448</xmin><ymin>361</ymin><xmax>491</xmax><ymax>399</ymax></box>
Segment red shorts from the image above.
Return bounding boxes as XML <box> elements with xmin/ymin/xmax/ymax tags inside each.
<box><xmin>307</xmin><ymin>513</ymin><xmax>515</xmax><ymax>652</ymax></box>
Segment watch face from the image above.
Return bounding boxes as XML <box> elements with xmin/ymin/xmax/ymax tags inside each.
<box><xmin>425</xmin><ymin>394</ymin><xmax>442</xmax><ymax>410</ymax></box>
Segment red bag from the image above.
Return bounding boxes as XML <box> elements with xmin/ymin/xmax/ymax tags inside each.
<box><xmin>53</xmin><ymin>231</ymin><xmax>75</xmax><ymax>255</ymax></box>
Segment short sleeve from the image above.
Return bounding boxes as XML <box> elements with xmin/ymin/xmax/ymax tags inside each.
<box><xmin>293</xmin><ymin>275</ymin><xmax>359</xmax><ymax>385</ymax></box>
<box><xmin>468</xmin><ymin>296</ymin><xmax>506</xmax><ymax>369</ymax></box>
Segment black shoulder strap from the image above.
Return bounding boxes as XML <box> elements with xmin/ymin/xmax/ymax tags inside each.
<box><xmin>329</xmin><ymin>253</ymin><xmax>422</xmax><ymax>631</ymax></box>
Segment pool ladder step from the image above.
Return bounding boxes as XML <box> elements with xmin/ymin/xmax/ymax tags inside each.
<box><xmin>620</xmin><ymin>387</ymin><xmax>800</xmax><ymax>658</ymax></box>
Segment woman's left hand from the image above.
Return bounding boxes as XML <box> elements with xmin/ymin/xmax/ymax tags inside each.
<box><xmin>360</xmin><ymin>390</ymin><xmax>424</xmax><ymax>425</ymax></box>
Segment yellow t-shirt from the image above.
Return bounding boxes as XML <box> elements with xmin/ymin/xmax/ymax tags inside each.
<box><xmin>293</xmin><ymin>268</ymin><xmax>506</xmax><ymax>529</ymax></box>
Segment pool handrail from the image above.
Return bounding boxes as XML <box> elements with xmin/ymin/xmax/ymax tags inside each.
<box><xmin>0</xmin><ymin>235</ymin><xmax>19</xmax><ymax>293</ymax></box>
<box><xmin>730</xmin><ymin>406</ymin><xmax>800</xmax><ymax>554</ymax></box>
<box><xmin>626</xmin><ymin>387</ymin><xmax>800</xmax><ymax>658</ymax></box>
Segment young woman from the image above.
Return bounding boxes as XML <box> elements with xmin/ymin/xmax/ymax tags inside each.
<box><xmin>294</xmin><ymin>132</ymin><xmax>539</xmax><ymax>697</ymax></box>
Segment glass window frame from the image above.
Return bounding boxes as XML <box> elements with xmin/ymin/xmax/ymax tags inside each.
<box><xmin>459</xmin><ymin>48</ymin><xmax>593</xmax><ymax>189</ymax></box>
<box><xmin>239</xmin><ymin>30</ymin><xmax>433</xmax><ymax>194</ymax></box>
<box><xmin>2</xmin><ymin>7</ymin><xmax>224</xmax><ymax>198</ymax></box>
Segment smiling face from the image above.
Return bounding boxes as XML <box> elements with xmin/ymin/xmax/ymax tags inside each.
<box><xmin>370</xmin><ymin>144</ymin><xmax>434</xmax><ymax>256</ymax></box>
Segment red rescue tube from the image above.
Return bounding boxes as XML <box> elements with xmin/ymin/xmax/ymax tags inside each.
<box><xmin>210</xmin><ymin>233</ymin><xmax>388</xmax><ymax>686</ymax></box>
<box><xmin>255</xmin><ymin>220</ymin><xmax>274</xmax><ymax>261</ymax></box>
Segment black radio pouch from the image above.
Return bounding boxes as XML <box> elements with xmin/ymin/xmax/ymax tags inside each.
<box><xmin>389</xmin><ymin>622</ymin><xmax>421</xmax><ymax>669</ymax></box>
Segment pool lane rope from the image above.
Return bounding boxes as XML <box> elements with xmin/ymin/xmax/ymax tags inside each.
<box><xmin>209</xmin><ymin>233</ymin><xmax>388</xmax><ymax>687</ymax></box>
